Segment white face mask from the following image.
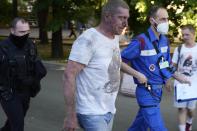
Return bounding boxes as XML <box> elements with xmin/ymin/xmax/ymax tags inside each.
<box><xmin>157</xmin><ymin>22</ymin><xmax>169</xmax><ymax>34</ymax></box>
<box><xmin>152</xmin><ymin>19</ymin><xmax>169</xmax><ymax>34</ymax></box>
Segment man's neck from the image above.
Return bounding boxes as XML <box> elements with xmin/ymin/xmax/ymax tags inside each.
<box><xmin>185</xmin><ymin>41</ymin><xmax>196</xmax><ymax>48</ymax></box>
<box><xmin>151</xmin><ymin>26</ymin><xmax>160</xmax><ymax>39</ymax></box>
<box><xmin>96</xmin><ymin>23</ymin><xmax>115</xmax><ymax>39</ymax></box>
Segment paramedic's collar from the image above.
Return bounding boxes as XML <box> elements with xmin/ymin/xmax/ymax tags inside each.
<box><xmin>148</xmin><ymin>27</ymin><xmax>165</xmax><ymax>43</ymax></box>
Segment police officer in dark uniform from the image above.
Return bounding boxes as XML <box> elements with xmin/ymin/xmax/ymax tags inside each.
<box><xmin>121</xmin><ymin>6</ymin><xmax>190</xmax><ymax>131</ymax></box>
<box><xmin>0</xmin><ymin>17</ymin><xmax>46</xmax><ymax>131</ymax></box>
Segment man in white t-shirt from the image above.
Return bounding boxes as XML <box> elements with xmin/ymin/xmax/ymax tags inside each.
<box><xmin>62</xmin><ymin>1</ymin><xmax>147</xmax><ymax>131</ymax></box>
<box><xmin>172</xmin><ymin>24</ymin><xmax>197</xmax><ymax>131</ymax></box>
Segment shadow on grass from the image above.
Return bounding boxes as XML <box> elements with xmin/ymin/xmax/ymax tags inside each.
<box><xmin>37</xmin><ymin>43</ymin><xmax>72</xmax><ymax>62</ymax></box>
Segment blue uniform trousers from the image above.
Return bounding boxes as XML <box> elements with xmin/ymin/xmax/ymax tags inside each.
<box><xmin>128</xmin><ymin>85</ymin><xmax>167</xmax><ymax>131</ymax></box>
<box><xmin>0</xmin><ymin>90</ymin><xmax>30</xmax><ymax>131</ymax></box>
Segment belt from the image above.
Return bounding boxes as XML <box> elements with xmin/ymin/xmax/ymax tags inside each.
<box><xmin>140</xmin><ymin>105</ymin><xmax>157</xmax><ymax>108</ymax></box>
<box><xmin>138</xmin><ymin>83</ymin><xmax>163</xmax><ymax>89</ymax></box>
<box><xmin>138</xmin><ymin>83</ymin><xmax>163</xmax><ymax>102</ymax></box>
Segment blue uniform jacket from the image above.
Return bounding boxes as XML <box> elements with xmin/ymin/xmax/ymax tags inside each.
<box><xmin>121</xmin><ymin>27</ymin><xmax>172</xmax><ymax>85</ymax></box>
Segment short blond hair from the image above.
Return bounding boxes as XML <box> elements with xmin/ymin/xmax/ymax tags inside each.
<box><xmin>181</xmin><ymin>24</ymin><xmax>196</xmax><ymax>35</ymax></box>
<box><xmin>101</xmin><ymin>0</ymin><xmax>129</xmax><ymax>18</ymax></box>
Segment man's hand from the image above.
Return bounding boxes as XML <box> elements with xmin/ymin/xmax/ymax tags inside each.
<box><xmin>62</xmin><ymin>113</ymin><xmax>78</xmax><ymax>131</ymax></box>
<box><xmin>179</xmin><ymin>76</ymin><xmax>191</xmax><ymax>85</ymax></box>
<box><xmin>135</xmin><ymin>72</ymin><xmax>147</xmax><ymax>84</ymax></box>
<box><xmin>174</xmin><ymin>72</ymin><xmax>191</xmax><ymax>85</ymax></box>
<box><xmin>120</xmin><ymin>62</ymin><xmax>147</xmax><ymax>84</ymax></box>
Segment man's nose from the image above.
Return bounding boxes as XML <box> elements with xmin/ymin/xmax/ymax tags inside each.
<box><xmin>183</xmin><ymin>36</ymin><xmax>188</xmax><ymax>39</ymax></box>
<box><xmin>123</xmin><ymin>20</ymin><xmax>128</xmax><ymax>27</ymax></box>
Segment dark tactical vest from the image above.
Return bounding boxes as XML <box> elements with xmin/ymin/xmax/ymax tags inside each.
<box><xmin>0</xmin><ymin>38</ymin><xmax>46</xmax><ymax>97</ymax></box>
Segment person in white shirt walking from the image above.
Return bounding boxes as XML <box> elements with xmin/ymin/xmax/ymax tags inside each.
<box><xmin>172</xmin><ymin>24</ymin><xmax>197</xmax><ymax>131</ymax></box>
<box><xmin>62</xmin><ymin>0</ymin><xmax>147</xmax><ymax>131</ymax></box>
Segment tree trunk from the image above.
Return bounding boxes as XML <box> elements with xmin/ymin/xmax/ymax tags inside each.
<box><xmin>12</xmin><ymin>0</ymin><xmax>18</xmax><ymax>18</ymax></box>
<box><xmin>51</xmin><ymin>3</ymin><xmax>63</xmax><ymax>58</ymax></box>
<box><xmin>51</xmin><ymin>28</ymin><xmax>63</xmax><ymax>58</ymax></box>
<box><xmin>37</xmin><ymin>7</ymin><xmax>49</xmax><ymax>44</ymax></box>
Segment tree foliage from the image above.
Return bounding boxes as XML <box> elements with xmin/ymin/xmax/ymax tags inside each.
<box><xmin>0</xmin><ymin>0</ymin><xmax>12</xmax><ymax>26</ymax></box>
<box><xmin>1</xmin><ymin>0</ymin><xmax>197</xmax><ymax>58</ymax></box>
<box><xmin>125</xmin><ymin>0</ymin><xmax>197</xmax><ymax>40</ymax></box>
<box><xmin>34</xmin><ymin>0</ymin><xmax>49</xmax><ymax>44</ymax></box>
<box><xmin>38</xmin><ymin>0</ymin><xmax>106</xmax><ymax>58</ymax></box>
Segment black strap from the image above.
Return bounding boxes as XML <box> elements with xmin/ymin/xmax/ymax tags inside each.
<box><xmin>144</xmin><ymin>31</ymin><xmax>166</xmax><ymax>79</ymax></box>
<box><xmin>149</xmin><ymin>90</ymin><xmax>162</xmax><ymax>102</ymax></box>
<box><xmin>145</xmin><ymin>31</ymin><xmax>160</xmax><ymax>54</ymax></box>
<box><xmin>152</xmin><ymin>41</ymin><xmax>160</xmax><ymax>54</ymax></box>
<box><xmin>177</xmin><ymin>44</ymin><xmax>182</xmax><ymax>66</ymax></box>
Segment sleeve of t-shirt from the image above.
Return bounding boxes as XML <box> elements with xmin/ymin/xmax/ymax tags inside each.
<box><xmin>121</xmin><ymin>38</ymin><xmax>140</xmax><ymax>61</ymax></box>
<box><xmin>172</xmin><ymin>47</ymin><xmax>178</xmax><ymax>64</ymax></box>
<box><xmin>69</xmin><ymin>37</ymin><xmax>93</xmax><ymax>65</ymax></box>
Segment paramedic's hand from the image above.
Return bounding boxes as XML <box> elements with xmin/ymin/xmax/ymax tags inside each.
<box><xmin>165</xmin><ymin>78</ymin><xmax>172</xmax><ymax>92</ymax></box>
<box><xmin>180</xmin><ymin>76</ymin><xmax>191</xmax><ymax>86</ymax></box>
<box><xmin>175</xmin><ymin>73</ymin><xmax>191</xmax><ymax>86</ymax></box>
<box><xmin>62</xmin><ymin>113</ymin><xmax>78</xmax><ymax>131</ymax></box>
<box><xmin>136</xmin><ymin>72</ymin><xmax>147</xmax><ymax>84</ymax></box>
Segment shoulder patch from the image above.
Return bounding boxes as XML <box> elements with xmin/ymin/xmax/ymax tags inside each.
<box><xmin>137</xmin><ymin>36</ymin><xmax>146</xmax><ymax>50</ymax></box>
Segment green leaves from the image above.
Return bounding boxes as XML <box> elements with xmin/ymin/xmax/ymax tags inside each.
<box><xmin>126</xmin><ymin>0</ymin><xmax>197</xmax><ymax>40</ymax></box>
<box><xmin>0</xmin><ymin>0</ymin><xmax>12</xmax><ymax>26</ymax></box>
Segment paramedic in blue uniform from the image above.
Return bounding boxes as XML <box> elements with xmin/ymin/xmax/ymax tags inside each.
<box><xmin>121</xmin><ymin>5</ymin><xmax>191</xmax><ymax>131</ymax></box>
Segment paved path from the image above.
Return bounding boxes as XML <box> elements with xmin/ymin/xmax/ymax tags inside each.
<box><xmin>1</xmin><ymin>62</ymin><xmax>197</xmax><ymax>131</ymax></box>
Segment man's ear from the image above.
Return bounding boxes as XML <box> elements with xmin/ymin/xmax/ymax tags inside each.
<box><xmin>10</xmin><ymin>28</ymin><xmax>14</xmax><ymax>34</ymax></box>
<box><xmin>149</xmin><ymin>17</ymin><xmax>154</xmax><ymax>25</ymax></box>
<box><xmin>104</xmin><ymin>12</ymin><xmax>112</xmax><ymax>22</ymax></box>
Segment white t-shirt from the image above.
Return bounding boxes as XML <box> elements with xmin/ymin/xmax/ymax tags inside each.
<box><xmin>69</xmin><ymin>28</ymin><xmax>121</xmax><ymax>115</ymax></box>
<box><xmin>172</xmin><ymin>43</ymin><xmax>197</xmax><ymax>84</ymax></box>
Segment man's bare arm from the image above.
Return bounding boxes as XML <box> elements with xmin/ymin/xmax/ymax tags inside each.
<box><xmin>171</xmin><ymin>63</ymin><xmax>191</xmax><ymax>85</ymax></box>
<box><xmin>121</xmin><ymin>62</ymin><xmax>147</xmax><ymax>84</ymax></box>
<box><xmin>63</xmin><ymin>60</ymin><xmax>85</xmax><ymax>130</ymax></box>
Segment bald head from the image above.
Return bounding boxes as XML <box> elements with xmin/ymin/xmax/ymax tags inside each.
<box><xmin>10</xmin><ymin>17</ymin><xmax>30</xmax><ymax>36</ymax></box>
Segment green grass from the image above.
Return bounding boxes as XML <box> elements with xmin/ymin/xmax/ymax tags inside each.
<box><xmin>36</xmin><ymin>43</ymin><xmax>72</xmax><ymax>62</ymax></box>
<box><xmin>0</xmin><ymin>36</ymin><xmax>180</xmax><ymax>63</ymax></box>
<box><xmin>0</xmin><ymin>36</ymin><xmax>6</xmax><ymax>41</ymax></box>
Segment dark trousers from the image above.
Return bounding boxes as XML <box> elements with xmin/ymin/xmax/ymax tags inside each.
<box><xmin>0</xmin><ymin>90</ymin><xmax>30</xmax><ymax>131</ymax></box>
<box><xmin>68</xmin><ymin>30</ymin><xmax>77</xmax><ymax>38</ymax></box>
